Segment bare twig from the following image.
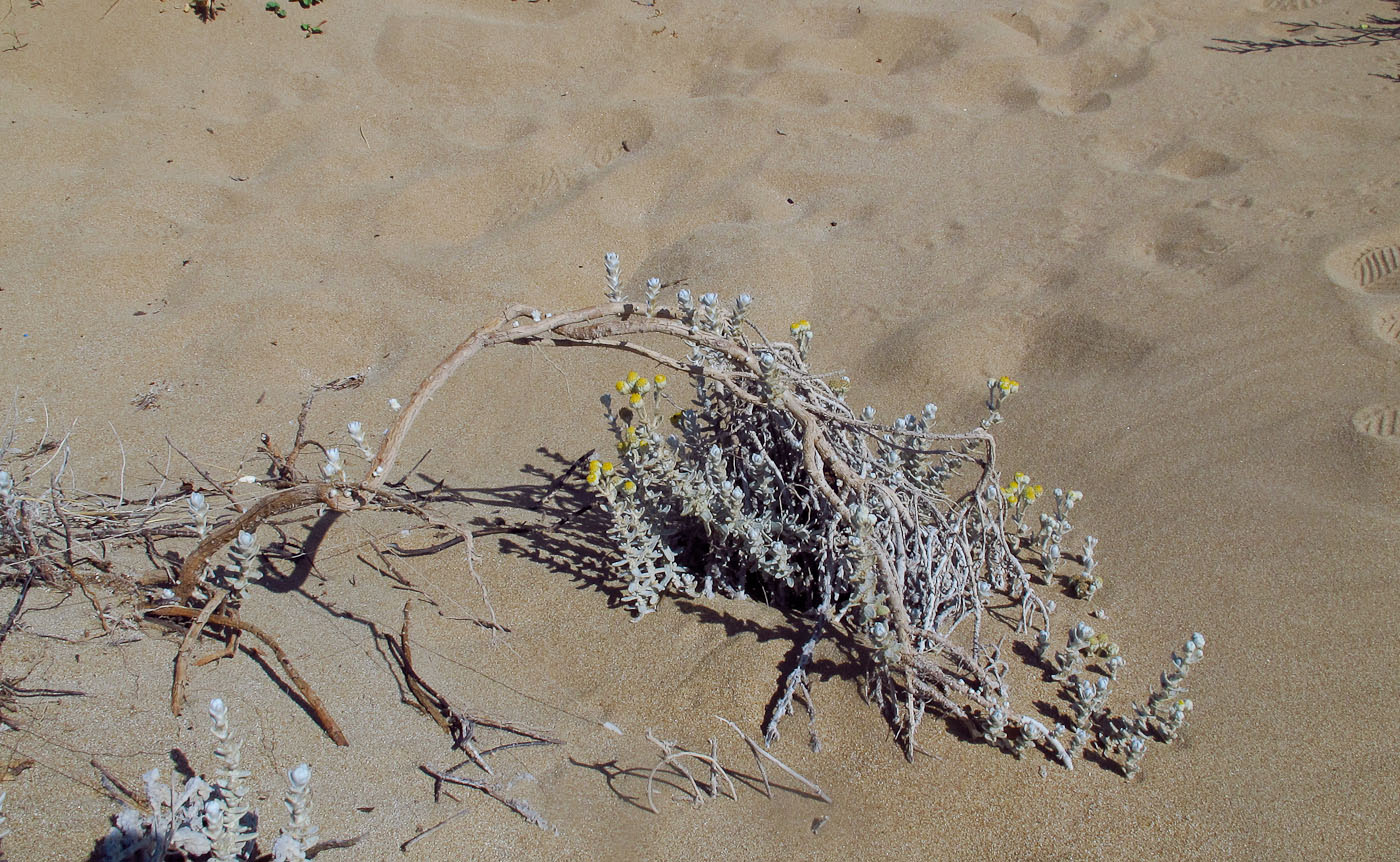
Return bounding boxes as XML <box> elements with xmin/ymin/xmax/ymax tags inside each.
<box><xmin>417</xmin><ymin>764</ymin><xmax>551</xmax><ymax>830</ymax></box>
<box><xmin>642</xmin><ymin>729</ymin><xmax>738</xmax><ymax>814</ymax></box>
<box><xmin>387</xmin><ymin>602</ymin><xmax>560</xmax><ymax>755</ymax></box>
<box><xmin>717</xmin><ymin>716</ymin><xmax>829</xmax><ymax>803</ymax></box>
<box><xmin>166</xmin><ymin>437</ymin><xmax>243</xmax><ymax>514</ymax></box>
<box><xmin>170</xmin><ymin>588</ymin><xmax>228</xmax><ymax>716</ymax></box>
<box><xmin>145</xmin><ymin>605</ymin><xmax>348</xmax><ymax>745</ymax></box>
<box><xmin>90</xmin><ymin>758</ymin><xmax>149</xmax><ymax>812</ymax></box>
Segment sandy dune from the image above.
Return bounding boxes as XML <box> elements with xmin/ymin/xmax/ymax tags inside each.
<box><xmin>1</xmin><ymin>0</ymin><xmax>1397</xmax><ymax>858</ymax></box>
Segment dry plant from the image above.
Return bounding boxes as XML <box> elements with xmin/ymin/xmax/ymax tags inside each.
<box><xmin>633</xmin><ymin>717</ymin><xmax>827</xmax><ymax>815</ymax></box>
<box><xmin>0</xmin><ymin>250</ymin><xmax>1206</xmax><ymax>829</ymax></box>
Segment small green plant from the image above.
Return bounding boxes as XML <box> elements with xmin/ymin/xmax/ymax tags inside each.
<box><xmin>300</xmin><ymin>20</ymin><xmax>324</xmax><ymax>37</ymax></box>
<box><xmin>265</xmin><ymin>2</ymin><xmax>287</xmax><ymax>18</ymax></box>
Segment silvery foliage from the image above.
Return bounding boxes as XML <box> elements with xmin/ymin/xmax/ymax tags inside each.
<box><xmin>270</xmin><ymin>764</ymin><xmax>317</xmax><ymax>862</ymax></box>
<box><xmin>97</xmin><ymin>700</ymin><xmax>313</xmax><ymax>861</ymax></box>
<box><xmin>589</xmin><ymin>255</ymin><xmax>1205</xmax><ymax>773</ymax></box>
<box><xmin>589</xmin><ymin>267</ymin><xmax>1051</xmax><ymax>741</ymax></box>
<box><xmin>0</xmin><ymin>470</ymin><xmax>17</xmax><ymax>518</ymax></box>
<box><xmin>1097</xmin><ymin>632</ymin><xmax>1206</xmax><ymax>776</ymax></box>
<box><xmin>97</xmin><ymin>768</ymin><xmax>215</xmax><ymax>861</ymax></box>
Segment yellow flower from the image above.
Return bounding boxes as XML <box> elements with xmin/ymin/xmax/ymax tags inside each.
<box><xmin>626</xmin><ymin>371</ymin><xmax>641</xmax><ymax>385</ymax></box>
<box><xmin>629</xmin><ymin>391</ymin><xmax>643</xmax><ymax>406</ymax></box>
<box><xmin>586</xmin><ymin>468</ymin><xmax>601</xmax><ymax>485</ymax></box>
<box><xmin>998</xmin><ymin>376</ymin><xmax>1020</xmax><ymax>393</ymax></box>
<box><xmin>589</xmin><ymin>459</ymin><xmax>601</xmax><ymax>473</ymax></box>
<box><xmin>1006</xmin><ymin>494</ymin><xmax>1019</xmax><ymax>505</ymax></box>
<box><xmin>791</xmin><ymin>320</ymin><xmax>810</xmax><ymax>333</ymax></box>
<box><xmin>621</xmin><ymin>480</ymin><xmax>636</xmax><ymax>494</ymax></box>
<box><xmin>615</xmin><ymin>380</ymin><xmax>628</xmax><ymax>393</ymax></box>
<box><xmin>653</xmin><ymin>374</ymin><xmax>667</xmax><ymax>388</ymax></box>
<box><xmin>602</xmin><ymin>462</ymin><xmax>615</xmax><ymax>474</ymax></box>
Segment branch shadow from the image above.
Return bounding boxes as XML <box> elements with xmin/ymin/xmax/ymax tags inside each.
<box><xmin>1209</xmin><ymin>2</ymin><xmax>1400</xmax><ymax>81</ymax></box>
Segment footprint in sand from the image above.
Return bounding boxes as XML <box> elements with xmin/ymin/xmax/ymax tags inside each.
<box><xmin>1004</xmin><ymin>1</ymin><xmax>1159</xmax><ymax>116</ymax></box>
<box><xmin>1373</xmin><ymin>308</ymin><xmax>1400</xmax><ymax>346</ymax></box>
<box><xmin>782</xmin><ymin>9</ymin><xmax>952</xmax><ymax>78</ymax></box>
<box><xmin>1325</xmin><ymin>231</ymin><xmax>1400</xmax><ymax>294</ymax></box>
<box><xmin>1353</xmin><ymin>404</ymin><xmax>1400</xmax><ymax>442</ymax></box>
<box><xmin>1326</xmin><ymin>231</ymin><xmax>1400</xmax><ymax>356</ymax></box>
<box><xmin>1155</xmin><ymin>146</ymin><xmax>1239</xmax><ymax>180</ymax></box>
<box><xmin>1091</xmin><ymin>133</ymin><xmax>1239</xmax><ymax>179</ymax></box>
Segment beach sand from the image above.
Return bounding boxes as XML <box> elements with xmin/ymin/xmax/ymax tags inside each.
<box><xmin>0</xmin><ymin>0</ymin><xmax>1397</xmax><ymax>857</ymax></box>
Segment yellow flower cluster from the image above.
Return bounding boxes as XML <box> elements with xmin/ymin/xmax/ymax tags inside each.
<box><xmin>616</xmin><ymin>425</ymin><xmax>651</xmax><ymax>454</ymax></box>
<box><xmin>614</xmin><ymin>371</ymin><xmax>667</xmax><ymax>407</ymax></box>
<box><xmin>790</xmin><ymin>320</ymin><xmax>813</xmax><ymax>361</ymax></box>
<box><xmin>995</xmin><ymin>376</ymin><xmax>1019</xmax><ymax>395</ymax></box>
<box><xmin>586</xmin><ymin>459</ymin><xmax>615</xmax><ymax>485</ymax></box>
<box><xmin>1002</xmin><ymin>471</ymin><xmax>1043</xmax><ymax>506</ymax></box>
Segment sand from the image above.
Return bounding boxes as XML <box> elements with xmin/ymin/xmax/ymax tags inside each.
<box><xmin>0</xmin><ymin>0</ymin><xmax>1397</xmax><ymax>858</ymax></box>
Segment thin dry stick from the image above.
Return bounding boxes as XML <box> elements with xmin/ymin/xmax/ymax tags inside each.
<box><xmin>166</xmin><ymin>437</ymin><xmax>244</xmax><ymax>515</ymax></box>
<box><xmin>108</xmin><ymin>421</ymin><xmax>128</xmax><ymax>506</ymax></box>
<box><xmin>395</xmin><ymin>601</ymin><xmax>452</xmax><ymax>736</ymax></box>
<box><xmin>389</xmin><ymin>602</ymin><xmax>561</xmax><ymax>756</ymax></box>
<box><xmin>645</xmin><ymin>752</ymin><xmax>737</xmax><ymax>814</ymax></box>
<box><xmin>643</xmin><ymin>730</ymin><xmax>738</xmax><ymax>814</ymax></box>
<box><xmin>170</xmin><ymin>588</ymin><xmax>228</xmax><ymax>716</ymax></box>
<box><xmin>399</xmin><ymin>806</ymin><xmax>472</xmax><ymax>852</ymax></box>
<box><xmin>145</xmin><ymin>605</ymin><xmax>348</xmax><ymax>745</ymax></box>
<box><xmin>0</xmin><ymin>503</ymin><xmax>52</xmax><ymax>652</ymax></box>
<box><xmin>193</xmin><ymin>628</ymin><xmax>239</xmax><ymax>668</ymax></box>
<box><xmin>54</xmin><ymin>523</ymin><xmax>113</xmax><ymax>635</ymax></box>
<box><xmin>14</xmin><ymin>502</ymin><xmax>58</xmax><ymax>581</ymax></box>
<box><xmin>716</xmin><ymin>716</ymin><xmax>829</xmax><ymax>803</ymax></box>
<box><xmin>303</xmin><ymin>833</ymin><xmax>368</xmax><ymax>859</ymax></box>
<box><xmin>90</xmin><ymin>758</ymin><xmax>149</xmax><ymax>813</ymax></box>
<box><xmin>417</xmin><ymin>765</ymin><xmax>551</xmax><ymax>830</ymax></box>
<box><xmin>0</xmin><ymin>569</ymin><xmax>33</xmax><ymax>653</ymax></box>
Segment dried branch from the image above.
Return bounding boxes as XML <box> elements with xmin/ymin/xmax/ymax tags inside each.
<box><xmin>144</xmin><ymin>605</ymin><xmax>348</xmax><ymax>745</ymax></box>
<box><xmin>170</xmin><ymin>589</ymin><xmax>228</xmax><ymax>716</ymax></box>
